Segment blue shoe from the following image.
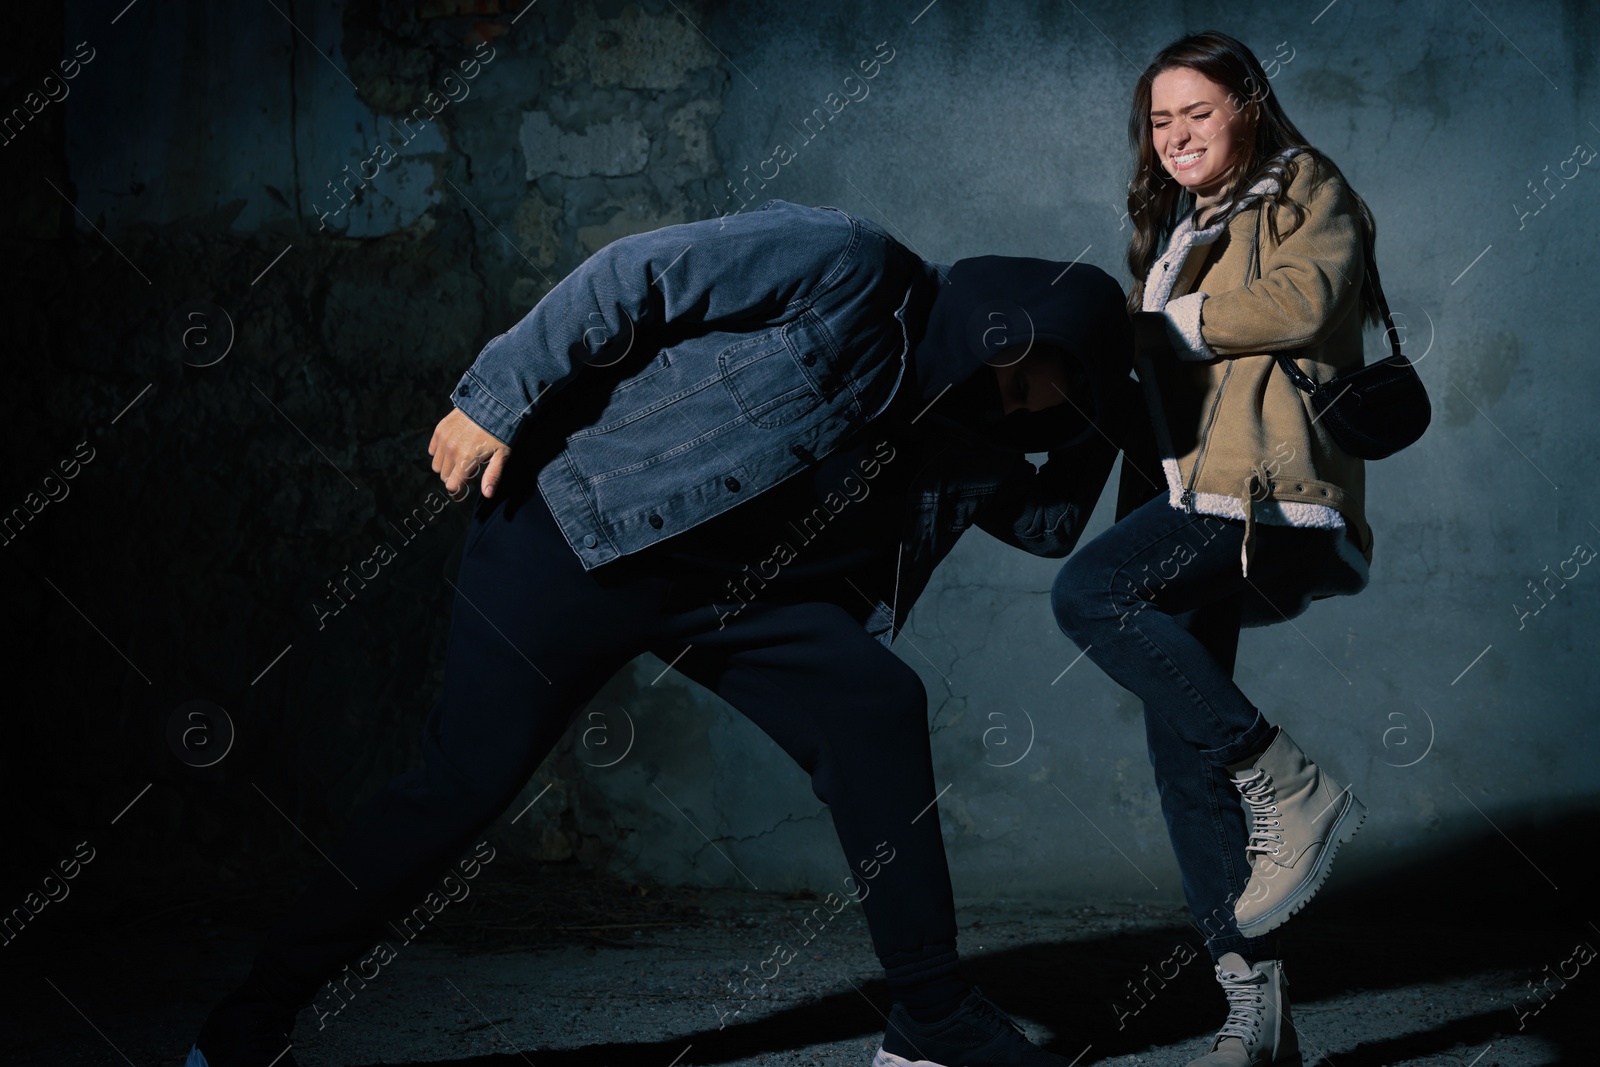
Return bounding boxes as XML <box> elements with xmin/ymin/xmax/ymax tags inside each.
<box><xmin>872</xmin><ymin>986</ymin><xmax>1071</xmax><ymax>1066</ymax></box>
<box><xmin>186</xmin><ymin>972</ymin><xmax>300</xmax><ymax>1067</ymax></box>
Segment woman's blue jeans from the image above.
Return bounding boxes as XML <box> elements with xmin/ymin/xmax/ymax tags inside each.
<box><xmin>1050</xmin><ymin>494</ymin><xmax>1340</xmax><ymax>962</ymax></box>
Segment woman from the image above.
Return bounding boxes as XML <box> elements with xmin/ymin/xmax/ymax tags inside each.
<box><xmin>1050</xmin><ymin>31</ymin><xmax>1382</xmax><ymax>1066</ymax></box>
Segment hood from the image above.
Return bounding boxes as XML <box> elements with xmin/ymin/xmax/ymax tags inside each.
<box><xmin>910</xmin><ymin>254</ymin><xmax>1136</xmax><ymax>453</ymax></box>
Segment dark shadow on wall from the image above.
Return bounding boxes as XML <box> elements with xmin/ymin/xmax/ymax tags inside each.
<box><xmin>0</xmin><ymin>0</ymin><xmax>738</xmax><ymax>890</ymax></box>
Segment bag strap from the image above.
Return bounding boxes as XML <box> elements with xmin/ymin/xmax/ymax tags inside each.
<box><xmin>1239</xmin><ymin>196</ymin><xmax>1405</xmax><ymax>397</ymax></box>
<box><xmin>1242</xmin><ymin>205</ymin><xmax>1318</xmax><ymax>394</ymax></box>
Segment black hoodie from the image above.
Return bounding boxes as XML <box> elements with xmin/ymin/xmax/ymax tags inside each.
<box><xmin>914</xmin><ymin>254</ymin><xmax>1138</xmax><ymax>453</ymax></box>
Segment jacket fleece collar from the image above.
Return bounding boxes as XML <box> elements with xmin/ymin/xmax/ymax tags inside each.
<box><xmin>1142</xmin><ymin>149</ymin><xmax>1305</xmax><ymax>312</ymax></box>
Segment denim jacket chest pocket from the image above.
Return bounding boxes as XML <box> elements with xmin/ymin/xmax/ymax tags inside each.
<box><xmin>782</xmin><ymin>308</ymin><xmax>854</xmax><ymax>403</ymax></box>
<box><xmin>720</xmin><ymin>327</ymin><xmax>826</xmax><ymax>429</ymax></box>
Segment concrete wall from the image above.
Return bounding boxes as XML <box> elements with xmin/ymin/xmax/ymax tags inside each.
<box><xmin>11</xmin><ymin>0</ymin><xmax>1596</xmax><ymax>908</ymax></box>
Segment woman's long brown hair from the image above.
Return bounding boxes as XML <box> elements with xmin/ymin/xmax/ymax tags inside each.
<box><xmin>1124</xmin><ymin>30</ymin><xmax>1382</xmax><ymax>327</ymax></box>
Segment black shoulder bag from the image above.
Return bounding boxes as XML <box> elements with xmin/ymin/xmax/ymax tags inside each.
<box><xmin>1246</xmin><ymin>203</ymin><xmax>1432</xmax><ymax>461</ymax></box>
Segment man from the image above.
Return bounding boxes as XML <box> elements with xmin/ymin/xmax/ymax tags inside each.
<box><xmin>188</xmin><ymin>198</ymin><xmax>1137</xmax><ymax>1067</ymax></box>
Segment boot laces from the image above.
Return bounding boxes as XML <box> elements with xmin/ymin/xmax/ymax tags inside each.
<box><xmin>1235</xmin><ymin>769</ymin><xmax>1284</xmax><ymax>857</ymax></box>
<box><xmin>964</xmin><ymin>988</ymin><xmax>1025</xmax><ymax>1037</ymax></box>
<box><xmin>1214</xmin><ymin>963</ymin><xmax>1268</xmax><ymax>1042</ymax></box>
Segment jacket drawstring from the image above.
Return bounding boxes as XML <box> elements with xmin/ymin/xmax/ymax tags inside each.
<box><xmin>1239</xmin><ymin>470</ymin><xmax>1261</xmax><ymax>577</ymax></box>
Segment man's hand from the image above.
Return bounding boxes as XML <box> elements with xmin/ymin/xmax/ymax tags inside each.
<box><xmin>429</xmin><ymin>408</ymin><xmax>512</xmax><ymax>499</ymax></box>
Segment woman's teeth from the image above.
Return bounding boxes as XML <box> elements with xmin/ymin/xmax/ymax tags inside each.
<box><xmin>1173</xmin><ymin>150</ymin><xmax>1204</xmax><ymax>167</ymax></box>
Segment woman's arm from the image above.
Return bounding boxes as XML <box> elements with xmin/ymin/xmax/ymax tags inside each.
<box><xmin>1162</xmin><ymin>158</ymin><xmax>1365</xmax><ymax>361</ymax></box>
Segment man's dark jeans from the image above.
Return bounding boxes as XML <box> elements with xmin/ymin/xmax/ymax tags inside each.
<box><xmin>249</xmin><ymin>458</ymin><xmax>958</xmax><ymax>1010</ymax></box>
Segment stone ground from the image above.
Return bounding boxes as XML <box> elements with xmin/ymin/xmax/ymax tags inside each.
<box><xmin>2</xmin><ymin>852</ymin><xmax>1590</xmax><ymax>1067</ymax></box>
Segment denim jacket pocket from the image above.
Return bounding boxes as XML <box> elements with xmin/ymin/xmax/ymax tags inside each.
<box><xmin>783</xmin><ymin>308</ymin><xmax>848</xmax><ymax>402</ymax></box>
<box><xmin>720</xmin><ymin>330</ymin><xmax>823</xmax><ymax>429</ymax></box>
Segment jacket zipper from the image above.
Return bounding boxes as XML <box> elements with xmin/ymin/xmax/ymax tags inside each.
<box><xmin>1184</xmin><ymin>362</ymin><xmax>1234</xmax><ymax>512</ymax></box>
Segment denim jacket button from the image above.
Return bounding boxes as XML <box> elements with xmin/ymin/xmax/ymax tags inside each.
<box><xmin>457</xmin><ymin>382</ymin><xmax>471</xmax><ymax>397</ymax></box>
<box><xmin>582</xmin><ymin>533</ymin><xmax>598</xmax><ymax>549</ymax></box>
<box><xmin>800</xmin><ymin>351</ymin><xmax>817</xmax><ymax>366</ymax></box>
<box><xmin>724</xmin><ymin>477</ymin><xmax>741</xmax><ymax>492</ymax></box>
<box><xmin>648</xmin><ymin>513</ymin><xmax>664</xmax><ymax>529</ymax></box>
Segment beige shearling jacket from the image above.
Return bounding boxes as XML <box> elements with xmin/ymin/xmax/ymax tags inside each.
<box><xmin>1137</xmin><ymin>149</ymin><xmax>1375</xmax><ymax>589</ymax></box>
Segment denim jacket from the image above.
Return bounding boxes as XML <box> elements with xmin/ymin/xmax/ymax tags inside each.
<box><xmin>451</xmin><ymin>199</ymin><xmax>1123</xmax><ymax>646</ymax></box>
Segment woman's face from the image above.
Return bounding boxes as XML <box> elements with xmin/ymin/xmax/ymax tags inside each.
<box><xmin>1149</xmin><ymin>66</ymin><xmax>1248</xmax><ymax>203</ymax></box>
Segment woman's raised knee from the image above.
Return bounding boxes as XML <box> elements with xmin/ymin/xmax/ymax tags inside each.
<box><xmin>1051</xmin><ymin>554</ymin><xmax>1110</xmax><ymax>639</ymax></box>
